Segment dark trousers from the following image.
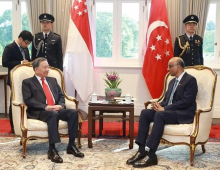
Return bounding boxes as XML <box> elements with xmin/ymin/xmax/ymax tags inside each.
<box><xmin>9</xmin><ymin>94</ymin><xmax>14</xmax><ymax>132</ymax></box>
<box><xmin>39</xmin><ymin>109</ymin><xmax>78</xmax><ymax>144</ymax></box>
<box><xmin>135</xmin><ymin>109</ymin><xmax>178</xmax><ymax>151</ymax></box>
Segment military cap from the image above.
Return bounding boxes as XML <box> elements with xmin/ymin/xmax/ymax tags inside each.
<box><xmin>183</xmin><ymin>14</ymin><xmax>199</xmax><ymax>24</ymax></box>
<box><xmin>39</xmin><ymin>13</ymin><xmax>55</xmax><ymax>23</ymax></box>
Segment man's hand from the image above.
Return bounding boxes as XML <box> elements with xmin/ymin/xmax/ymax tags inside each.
<box><xmin>151</xmin><ymin>102</ymin><xmax>164</xmax><ymax>111</ymax></box>
<box><xmin>52</xmin><ymin>105</ymin><xmax>63</xmax><ymax>111</ymax></box>
<box><xmin>45</xmin><ymin>105</ymin><xmax>54</xmax><ymax>111</ymax></box>
<box><xmin>22</xmin><ymin>59</ymin><xmax>29</xmax><ymax>64</ymax></box>
<box><xmin>45</xmin><ymin>105</ymin><xmax>63</xmax><ymax>111</ymax></box>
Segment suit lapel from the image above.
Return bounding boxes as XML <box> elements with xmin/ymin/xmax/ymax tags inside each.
<box><xmin>177</xmin><ymin>72</ymin><xmax>187</xmax><ymax>89</ymax></box>
<box><xmin>12</xmin><ymin>41</ymin><xmax>24</xmax><ymax>60</ymax></box>
<box><xmin>47</xmin><ymin>32</ymin><xmax>53</xmax><ymax>42</ymax></box>
<box><xmin>32</xmin><ymin>76</ymin><xmax>45</xmax><ymax>97</ymax></box>
<box><xmin>165</xmin><ymin>78</ymin><xmax>176</xmax><ymax>105</ymax></box>
<box><xmin>184</xmin><ymin>33</ymin><xmax>189</xmax><ymax>42</ymax></box>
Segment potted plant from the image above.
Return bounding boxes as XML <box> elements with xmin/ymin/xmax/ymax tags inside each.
<box><xmin>103</xmin><ymin>71</ymin><xmax>122</xmax><ymax>101</ymax></box>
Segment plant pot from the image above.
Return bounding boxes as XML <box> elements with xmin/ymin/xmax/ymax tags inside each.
<box><xmin>105</xmin><ymin>88</ymin><xmax>122</xmax><ymax>101</ymax></box>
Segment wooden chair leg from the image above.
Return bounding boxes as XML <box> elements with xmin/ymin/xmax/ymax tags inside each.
<box><xmin>20</xmin><ymin>138</ymin><xmax>22</xmax><ymax>146</ymax></box>
<box><xmin>201</xmin><ymin>144</ymin><xmax>206</xmax><ymax>153</ymax></box>
<box><xmin>22</xmin><ymin>137</ymin><xmax>28</xmax><ymax>158</ymax></box>
<box><xmin>190</xmin><ymin>144</ymin><xmax>196</xmax><ymax>166</ymax></box>
<box><xmin>78</xmin><ymin>122</ymin><xmax>82</xmax><ymax>148</ymax></box>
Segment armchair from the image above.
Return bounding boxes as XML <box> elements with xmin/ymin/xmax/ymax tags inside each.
<box><xmin>10</xmin><ymin>63</ymin><xmax>82</xmax><ymax>158</ymax></box>
<box><xmin>145</xmin><ymin>66</ymin><xmax>217</xmax><ymax>166</ymax></box>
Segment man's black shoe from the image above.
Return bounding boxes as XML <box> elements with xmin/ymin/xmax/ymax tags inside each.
<box><xmin>133</xmin><ymin>155</ymin><xmax>158</xmax><ymax>168</ymax></box>
<box><xmin>67</xmin><ymin>145</ymin><xmax>84</xmax><ymax>157</ymax></box>
<box><xmin>126</xmin><ymin>151</ymin><xmax>147</xmax><ymax>165</ymax></box>
<box><xmin>47</xmin><ymin>149</ymin><xmax>63</xmax><ymax>163</ymax></box>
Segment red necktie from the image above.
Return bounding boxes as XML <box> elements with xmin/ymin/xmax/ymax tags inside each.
<box><xmin>41</xmin><ymin>78</ymin><xmax>55</xmax><ymax>105</ymax></box>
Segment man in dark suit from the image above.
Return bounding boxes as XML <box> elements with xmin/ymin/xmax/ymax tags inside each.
<box><xmin>126</xmin><ymin>57</ymin><xmax>198</xmax><ymax>168</ymax></box>
<box><xmin>22</xmin><ymin>57</ymin><xmax>84</xmax><ymax>163</ymax></box>
<box><xmin>174</xmin><ymin>15</ymin><xmax>203</xmax><ymax>66</ymax></box>
<box><xmin>32</xmin><ymin>13</ymin><xmax>63</xmax><ymax>71</ymax></box>
<box><xmin>2</xmin><ymin>30</ymin><xmax>33</xmax><ymax>133</ymax></box>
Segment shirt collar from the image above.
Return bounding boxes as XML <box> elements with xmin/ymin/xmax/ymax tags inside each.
<box><xmin>43</xmin><ymin>31</ymin><xmax>50</xmax><ymax>38</ymax></box>
<box><xmin>15</xmin><ymin>40</ymin><xmax>21</xmax><ymax>48</ymax></box>
<box><xmin>186</xmin><ymin>33</ymin><xmax>194</xmax><ymax>39</ymax></box>
<box><xmin>176</xmin><ymin>71</ymin><xmax>185</xmax><ymax>82</ymax></box>
<box><xmin>35</xmin><ymin>75</ymin><xmax>45</xmax><ymax>81</ymax></box>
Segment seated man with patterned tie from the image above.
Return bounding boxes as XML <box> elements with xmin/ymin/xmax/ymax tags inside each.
<box><xmin>126</xmin><ymin>57</ymin><xmax>198</xmax><ymax>168</ymax></box>
<box><xmin>22</xmin><ymin>57</ymin><xmax>84</xmax><ymax>163</ymax></box>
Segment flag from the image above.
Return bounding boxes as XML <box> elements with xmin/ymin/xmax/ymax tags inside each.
<box><xmin>65</xmin><ymin>0</ymin><xmax>94</xmax><ymax>102</ymax></box>
<box><xmin>142</xmin><ymin>0</ymin><xmax>173</xmax><ymax>98</ymax></box>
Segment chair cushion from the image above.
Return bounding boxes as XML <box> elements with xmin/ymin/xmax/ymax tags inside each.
<box><xmin>27</xmin><ymin>119</ymin><xmax>68</xmax><ymax>131</ymax></box>
<box><xmin>149</xmin><ymin>123</ymin><xmax>193</xmax><ymax>136</ymax></box>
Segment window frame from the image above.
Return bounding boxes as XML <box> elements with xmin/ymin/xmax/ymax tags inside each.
<box><xmin>0</xmin><ymin>0</ymin><xmax>28</xmax><ymax>64</ymax></box>
<box><xmin>203</xmin><ymin>0</ymin><xmax>220</xmax><ymax>69</ymax></box>
<box><xmin>91</xmin><ymin>0</ymin><xmax>148</xmax><ymax>68</ymax></box>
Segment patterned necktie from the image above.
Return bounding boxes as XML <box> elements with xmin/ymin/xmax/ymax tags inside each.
<box><xmin>19</xmin><ymin>47</ymin><xmax>25</xmax><ymax>59</ymax></box>
<box><xmin>168</xmin><ymin>79</ymin><xmax>179</xmax><ymax>105</ymax></box>
<box><xmin>41</xmin><ymin>78</ymin><xmax>55</xmax><ymax>105</ymax></box>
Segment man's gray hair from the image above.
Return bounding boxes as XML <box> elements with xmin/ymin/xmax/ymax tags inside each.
<box><xmin>32</xmin><ymin>57</ymin><xmax>47</xmax><ymax>70</ymax></box>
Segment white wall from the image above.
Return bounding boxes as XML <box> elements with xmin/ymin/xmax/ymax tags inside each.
<box><xmin>0</xmin><ymin>66</ymin><xmax>219</xmax><ymax>118</ymax></box>
<box><xmin>70</xmin><ymin>67</ymin><xmax>220</xmax><ymax>118</ymax></box>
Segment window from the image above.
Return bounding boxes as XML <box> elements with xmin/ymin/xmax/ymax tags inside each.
<box><xmin>203</xmin><ymin>0</ymin><xmax>220</xmax><ymax>67</ymax></box>
<box><xmin>0</xmin><ymin>0</ymin><xmax>30</xmax><ymax>64</ymax></box>
<box><xmin>92</xmin><ymin>0</ymin><xmax>148</xmax><ymax>67</ymax></box>
<box><xmin>0</xmin><ymin>1</ymin><xmax>13</xmax><ymax>59</ymax></box>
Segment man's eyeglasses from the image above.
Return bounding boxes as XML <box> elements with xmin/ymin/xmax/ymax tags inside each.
<box><xmin>168</xmin><ymin>64</ymin><xmax>179</xmax><ymax>69</ymax></box>
<box><xmin>22</xmin><ymin>39</ymin><xmax>31</xmax><ymax>45</ymax></box>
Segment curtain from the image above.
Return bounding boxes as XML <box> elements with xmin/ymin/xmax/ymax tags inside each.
<box><xmin>52</xmin><ymin>0</ymin><xmax>72</xmax><ymax>56</ymax></box>
<box><xmin>186</xmin><ymin>0</ymin><xmax>211</xmax><ymax>37</ymax></box>
<box><xmin>166</xmin><ymin>0</ymin><xmax>183</xmax><ymax>46</ymax></box>
<box><xmin>27</xmin><ymin>0</ymin><xmax>50</xmax><ymax>34</ymax></box>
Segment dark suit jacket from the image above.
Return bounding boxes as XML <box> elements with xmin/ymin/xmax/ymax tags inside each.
<box><xmin>22</xmin><ymin>76</ymin><xmax>66</xmax><ymax>119</ymax></box>
<box><xmin>2</xmin><ymin>41</ymin><xmax>31</xmax><ymax>86</ymax></box>
<box><xmin>32</xmin><ymin>32</ymin><xmax>63</xmax><ymax>71</ymax></box>
<box><xmin>160</xmin><ymin>72</ymin><xmax>198</xmax><ymax>124</ymax></box>
<box><xmin>174</xmin><ymin>33</ymin><xmax>203</xmax><ymax>66</ymax></box>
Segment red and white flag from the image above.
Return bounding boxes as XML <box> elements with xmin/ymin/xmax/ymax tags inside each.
<box><xmin>65</xmin><ymin>0</ymin><xmax>94</xmax><ymax>102</ymax></box>
<box><xmin>142</xmin><ymin>0</ymin><xmax>173</xmax><ymax>98</ymax></box>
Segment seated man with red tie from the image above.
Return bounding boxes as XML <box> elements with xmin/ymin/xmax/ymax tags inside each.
<box><xmin>22</xmin><ymin>57</ymin><xmax>84</xmax><ymax>163</ymax></box>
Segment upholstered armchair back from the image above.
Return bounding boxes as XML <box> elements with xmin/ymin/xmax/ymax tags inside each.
<box><xmin>11</xmin><ymin>64</ymin><xmax>64</xmax><ymax>103</ymax></box>
<box><xmin>162</xmin><ymin>66</ymin><xmax>215</xmax><ymax>110</ymax></box>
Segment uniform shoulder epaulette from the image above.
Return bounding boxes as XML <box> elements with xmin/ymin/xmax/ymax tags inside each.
<box><xmin>194</xmin><ymin>34</ymin><xmax>202</xmax><ymax>38</ymax></box>
<box><xmin>53</xmin><ymin>32</ymin><xmax>61</xmax><ymax>36</ymax></box>
<box><xmin>35</xmin><ymin>32</ymin><xmax>41</xmax><ymax>36</ymax></box>
<box><xmin>178</xmin><ymin>34</ymin><xmax>184</xmax><ymax>38</ymax></box>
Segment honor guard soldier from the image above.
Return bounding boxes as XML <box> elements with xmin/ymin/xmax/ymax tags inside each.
<box><xmin>174</xmin><ymin>14</ymin><xmax>203</xmax><ymax>66</ymax></box>
<box><xmin>32</xmin><ymin>13</ymin><xmax>63</xmax><ymax>71</ymax></box>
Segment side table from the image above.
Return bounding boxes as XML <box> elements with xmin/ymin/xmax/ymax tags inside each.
<box><xmin>88</xmin><ymin>102</ymin><xmax>134</xmax><ymax>149</ymax></box>
<box><xmin>0</xmin><ymin>73</ymin><xmax>8</xmax><ymax>117</ymax></box>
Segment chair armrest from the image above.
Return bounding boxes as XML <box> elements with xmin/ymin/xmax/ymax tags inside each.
<box><xmin>12</xmin><ymin>101</ymin><xmax>28</xmax><ymax>136</ymax></box>
<box><xmin>144</xmin><ymin>99</ymin><xmax>159</xmax><ymax>109</ymax></box>
<box><xmin>199</xmin><ymin>107</ymin><xmax>212</xmax><ymax>112</ymax></box>
<box><xmin>191</xmin><ymin>107</ymin><xmax>213</xmax><ymax>142</ymax></box>
<box><xmin>65</xmin><ymin>96</ymin><xmax>79</xmax><ymax>110</ymax></box>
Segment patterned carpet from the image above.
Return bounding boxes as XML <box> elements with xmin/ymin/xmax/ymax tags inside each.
<box><xmin>0</xmin><ymin>137</ymin><xmax>220</xmax><ymax>170</ymax></box>
<box><xmin>0</xmin><ymin>137</ymin><xmax>220</xmax><ymax>169</ymax></box>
